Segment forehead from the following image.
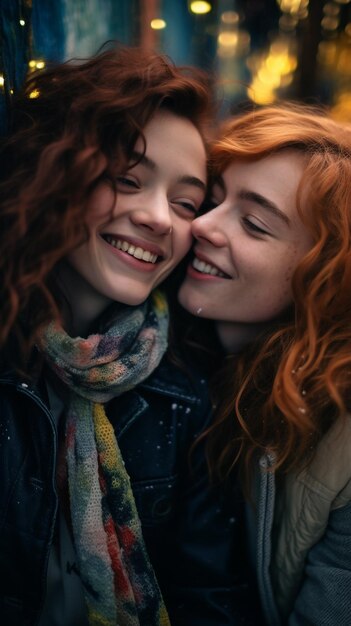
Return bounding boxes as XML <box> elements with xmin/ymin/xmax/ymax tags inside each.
<box><xmin>224</xmin><ymin>150</ymin><xmax>304</xmax><ymax>182</ymax></box>
<box><xmin>223</xmin><ymin>151</ymin><xmax>305</xmax><ymax>203</ymax></box>
<box><xmin>136</xmin><ymin>110</ymin><xmax>207</xmax><ymax>171</ymax></box>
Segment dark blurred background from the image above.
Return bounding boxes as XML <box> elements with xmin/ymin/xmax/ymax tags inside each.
<box><xmin>1</xmin><ymin>0</ymin><xmax>351</xmax><ymax>134</ymax></box>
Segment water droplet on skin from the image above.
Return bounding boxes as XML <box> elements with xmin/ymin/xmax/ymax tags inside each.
<box><xmin>196</xmin><ymin>307</ymin><xmax>202</xmax><ymax>315</ymax></box>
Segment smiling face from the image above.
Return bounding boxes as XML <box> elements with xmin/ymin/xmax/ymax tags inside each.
<box><xmin>178</xmin><ymin>151</ymin><xmax>314</xmax><ymax>349</ymax></box>
<box><xmin>64</xmin><ymin>109</ymin><xmax>207</xmax><ymax>327</ymax></box>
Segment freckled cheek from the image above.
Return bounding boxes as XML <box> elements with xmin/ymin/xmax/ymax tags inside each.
<box><xmin>283</xmin><ymin>265</ymin><xmax>293</xmax><ymax>283</ymax></box>
<box><xmin>272</xmin><ymin>266</ymin><xmax>295</xmax><ymax>310</ymax></box>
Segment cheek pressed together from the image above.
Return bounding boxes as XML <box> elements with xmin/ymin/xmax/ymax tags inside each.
<box><xmin>179</xmin><ymin>151</ymin><xmax>314</xmax><ymax>336</ymax></box>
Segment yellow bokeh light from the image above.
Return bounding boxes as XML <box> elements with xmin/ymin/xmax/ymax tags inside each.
<box><xmin>150</xmin><ymin>19</ymin><xmax>166</xmax><ymax>30</ymax></box>
<box><xmin>258</xmin><ymin>67</ymin><xmax>281</xmax><ymax>88</ymax></box>
<box><xmin>218</xmin><ymin>31</ymin><xmax>250</xmax><ymax>58</ymax></box>
<box><xmin>190</xmin><ymin>2</ymin><xmax>212</xmax><ymax>15</ymax></box>
<box><xmin>277</xmin><ymin>0</ymin><xmax>309</xmax><ymax>16</ymax></box>
<box><xmin>331</xmin><ymin>92</ymin><xmax>351</xmax><ymax>121</ymax></box>
<box><xmin>29</xmin><ymin>60</ymin><xmax>46</xmax><ymax>71</ymax></box>
<box><xmin>266</xmin><ymin>53</ymin><xmax>297</xmax><ymax>75</ymax></box>
<box><xmin>29</xmin><ymin>89</ymin><xmax>40</xmax><ymax>99</ymax></box>
<box><xmin>277</xmin><ymin>0</ymin><xmax>302</xmax><ymax>13</ymax></box>
<box><xmin>247</xmin><ymin>81</ymin><xmax>276</xmax><ymax>105</ymax></box>
<box><xmin>221</xmin><ymin>11</ymin><xmax>239</xmax><ymax>24</ymax></box>
<box><xmin>19</xmin><ymin>19</ymin><xmax>26</xmax><ymax>26</ymax></box>
<box><xmin>0</xmin><ymin>75</ymin><xmax>4</xmax><ymax>87</ymax></box>
<box><xmin>218</xmin><ymin>32</ymin><xmax>239</xmax><ymax>47</ymax></box>
<box><xmin>322</xmin><ymin>16</ymin><xmax>339</xmax><ymax>31</ymax></box>
<box><xmin>247</xmin><ymin>35</ymin><xmax>297</xmax><ymax>105</ymax></box>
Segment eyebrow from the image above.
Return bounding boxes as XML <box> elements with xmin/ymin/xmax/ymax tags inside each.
<box><xmin>238</xmin><ymin>188</ymin><xmax>291</xmax><ymax>226</ymax></box>
<box><xmin>130</xmin><ymin>151</ymin><xmax>157</xmax><ymax>171</ymax></box>
<box><xmin>130</xmin><ymin>150</ymin><xmax>206</xmax><ymax>193</ymax></box>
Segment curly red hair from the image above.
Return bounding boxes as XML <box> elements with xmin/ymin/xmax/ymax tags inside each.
<box><xmin>205</xmin><ymin>103</ymin><xmax>351</xmax><ymax>476</ymax></box>
<box><xmin>0</xmin><ymin>45</ymin><xmax>214</xmax><ymax>369</ymax></box>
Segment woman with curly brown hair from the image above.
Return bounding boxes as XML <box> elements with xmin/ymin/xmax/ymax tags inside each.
<box><xmin>179</xmin><ymin>103</ymin><xmax>351</xmax><ymax>625</ymax></box>
<box><xmin>0</xmin><ymin>46</ymin><xmax>257</xmax><ymax>626</ymax></box>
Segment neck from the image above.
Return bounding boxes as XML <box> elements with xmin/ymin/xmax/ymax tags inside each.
<box><xmin>215</xmin><ymin>321</ymin><xmax>270</xmax><ymax>354</ymax></box>
<box><xmin>55</xmin><ymin>261</ymin><xmax>114</xmax><ymax>337</ymax></box>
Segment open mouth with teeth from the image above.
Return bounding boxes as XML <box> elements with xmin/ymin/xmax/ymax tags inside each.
<box><xmin>102</xmin><ymin>235</ymin><xmax>160</xmax><ymax>264</ymax></box>
<box><xmin>192</xmin><ymin>256</ymin><xmax>230</xmax><ymax>278</ymax></box>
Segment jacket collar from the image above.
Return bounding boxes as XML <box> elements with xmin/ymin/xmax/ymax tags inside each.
<box><xmin>139</xmin><ymin>356</ymin><xmax>200</xmax><ymax>404</ymax></box>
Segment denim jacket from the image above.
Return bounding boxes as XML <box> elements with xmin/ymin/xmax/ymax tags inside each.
<box><xmin>0</xmin><ymin>357</ymin><xmax>258</xmax><ymax>626</ymax></box>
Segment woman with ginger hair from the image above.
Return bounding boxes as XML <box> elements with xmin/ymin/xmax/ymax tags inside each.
<box><xmin>0</xmin><ymin>46</ymin><xmax>256</xmax><ymax>626</ymax></box>
<box><xmin>179</xmin><ymin>103</ymin><xmax>351</xmax><ymax>625</ymax></box>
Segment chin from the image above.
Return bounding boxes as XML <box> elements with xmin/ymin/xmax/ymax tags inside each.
<box><xmin>178</xmin><ymin>289</ymin><xmax>199</xmax><ymax>315</ymax></box>
<box><xmin>112</xmin><ymin>291</ymin><xmax>152</xmax><ymax>307</ymax></box>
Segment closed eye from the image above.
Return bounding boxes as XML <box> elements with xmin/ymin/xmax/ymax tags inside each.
<box><xmin>242</xmin><ymin>217</ymin><xmax>270</xmax><ymax>236</ymax></box>
<box><xmin>179</xmin><ymin>200</ymin><xmax>197</xmax><ymax>212</ymax></box>
<box><xmin>116</xmin><ymin>176</ymin><xmax>140</xmax><ymax>190</ymax></box>
<box><xmin>172</xmin><ymin>199</ymin><xmax>199</xmax><ymax>218</ymax></box>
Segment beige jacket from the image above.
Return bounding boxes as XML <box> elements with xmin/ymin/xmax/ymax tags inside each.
<box><xmin>251</xmin><ymin>415</ymin><xmax>351</xmax><ymax>625</ymax></box>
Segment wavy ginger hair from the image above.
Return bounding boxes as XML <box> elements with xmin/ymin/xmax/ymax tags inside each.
<box><xmin>205</xmin><ymin>103</ymin><xmax>351</xmax><ymax>477</ymax></box>
<box><xmin>0</xmin><ymin>45</ymin><xmax>214</xmax><ymax>371</ymax></box>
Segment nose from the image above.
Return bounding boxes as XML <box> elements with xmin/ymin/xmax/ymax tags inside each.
<box><xmin>130</xmin><ymin>190</ymin><xmax>172</xmax><ymax>236</ymax></box>
<box><xmin>192</xmin><ymin>206</ymin><xmax>227</xmax><ymax>247</ymax></box>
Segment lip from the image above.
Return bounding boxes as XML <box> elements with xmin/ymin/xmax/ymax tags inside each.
<box><xmin>100</xmin><ymin>234</ymin><xmax>166</xmax><ymax>273</ymax></box>
<box><xmin>101</xmin><ymin>233</ymin><xmax>166</xmax><ymax>258</ymax></box>
<box><xmin>186</xmin><ymin>263</ymin><xmax>224</xmax><ymax>281</ymax></box>
<box><xmin>190</xmin><ymin>249</ymin><xmax>232</xmax><ymax>279</ymax></box>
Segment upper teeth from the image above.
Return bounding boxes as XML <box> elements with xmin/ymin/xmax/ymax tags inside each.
<box><xmin>192</xmin><ymin>256</ymin><xmax>226</xmax><ymax>277</ymax></box>
<box><xmin>105</xmin><ymin>236</ymin><xmax>158</xmax><ymax>263</ymax></box>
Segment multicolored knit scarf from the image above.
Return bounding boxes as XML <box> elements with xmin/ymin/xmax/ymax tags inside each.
<box><xmin>38</xmin><ymin>292</ymin><xmax>171</xmax><ymax>626</ymax></box>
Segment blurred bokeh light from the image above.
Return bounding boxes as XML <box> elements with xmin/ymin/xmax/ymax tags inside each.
<box><xmin>1</xmin><ymin>0</ymin><xmax>351</xmax><ymax>134</ymax></box>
